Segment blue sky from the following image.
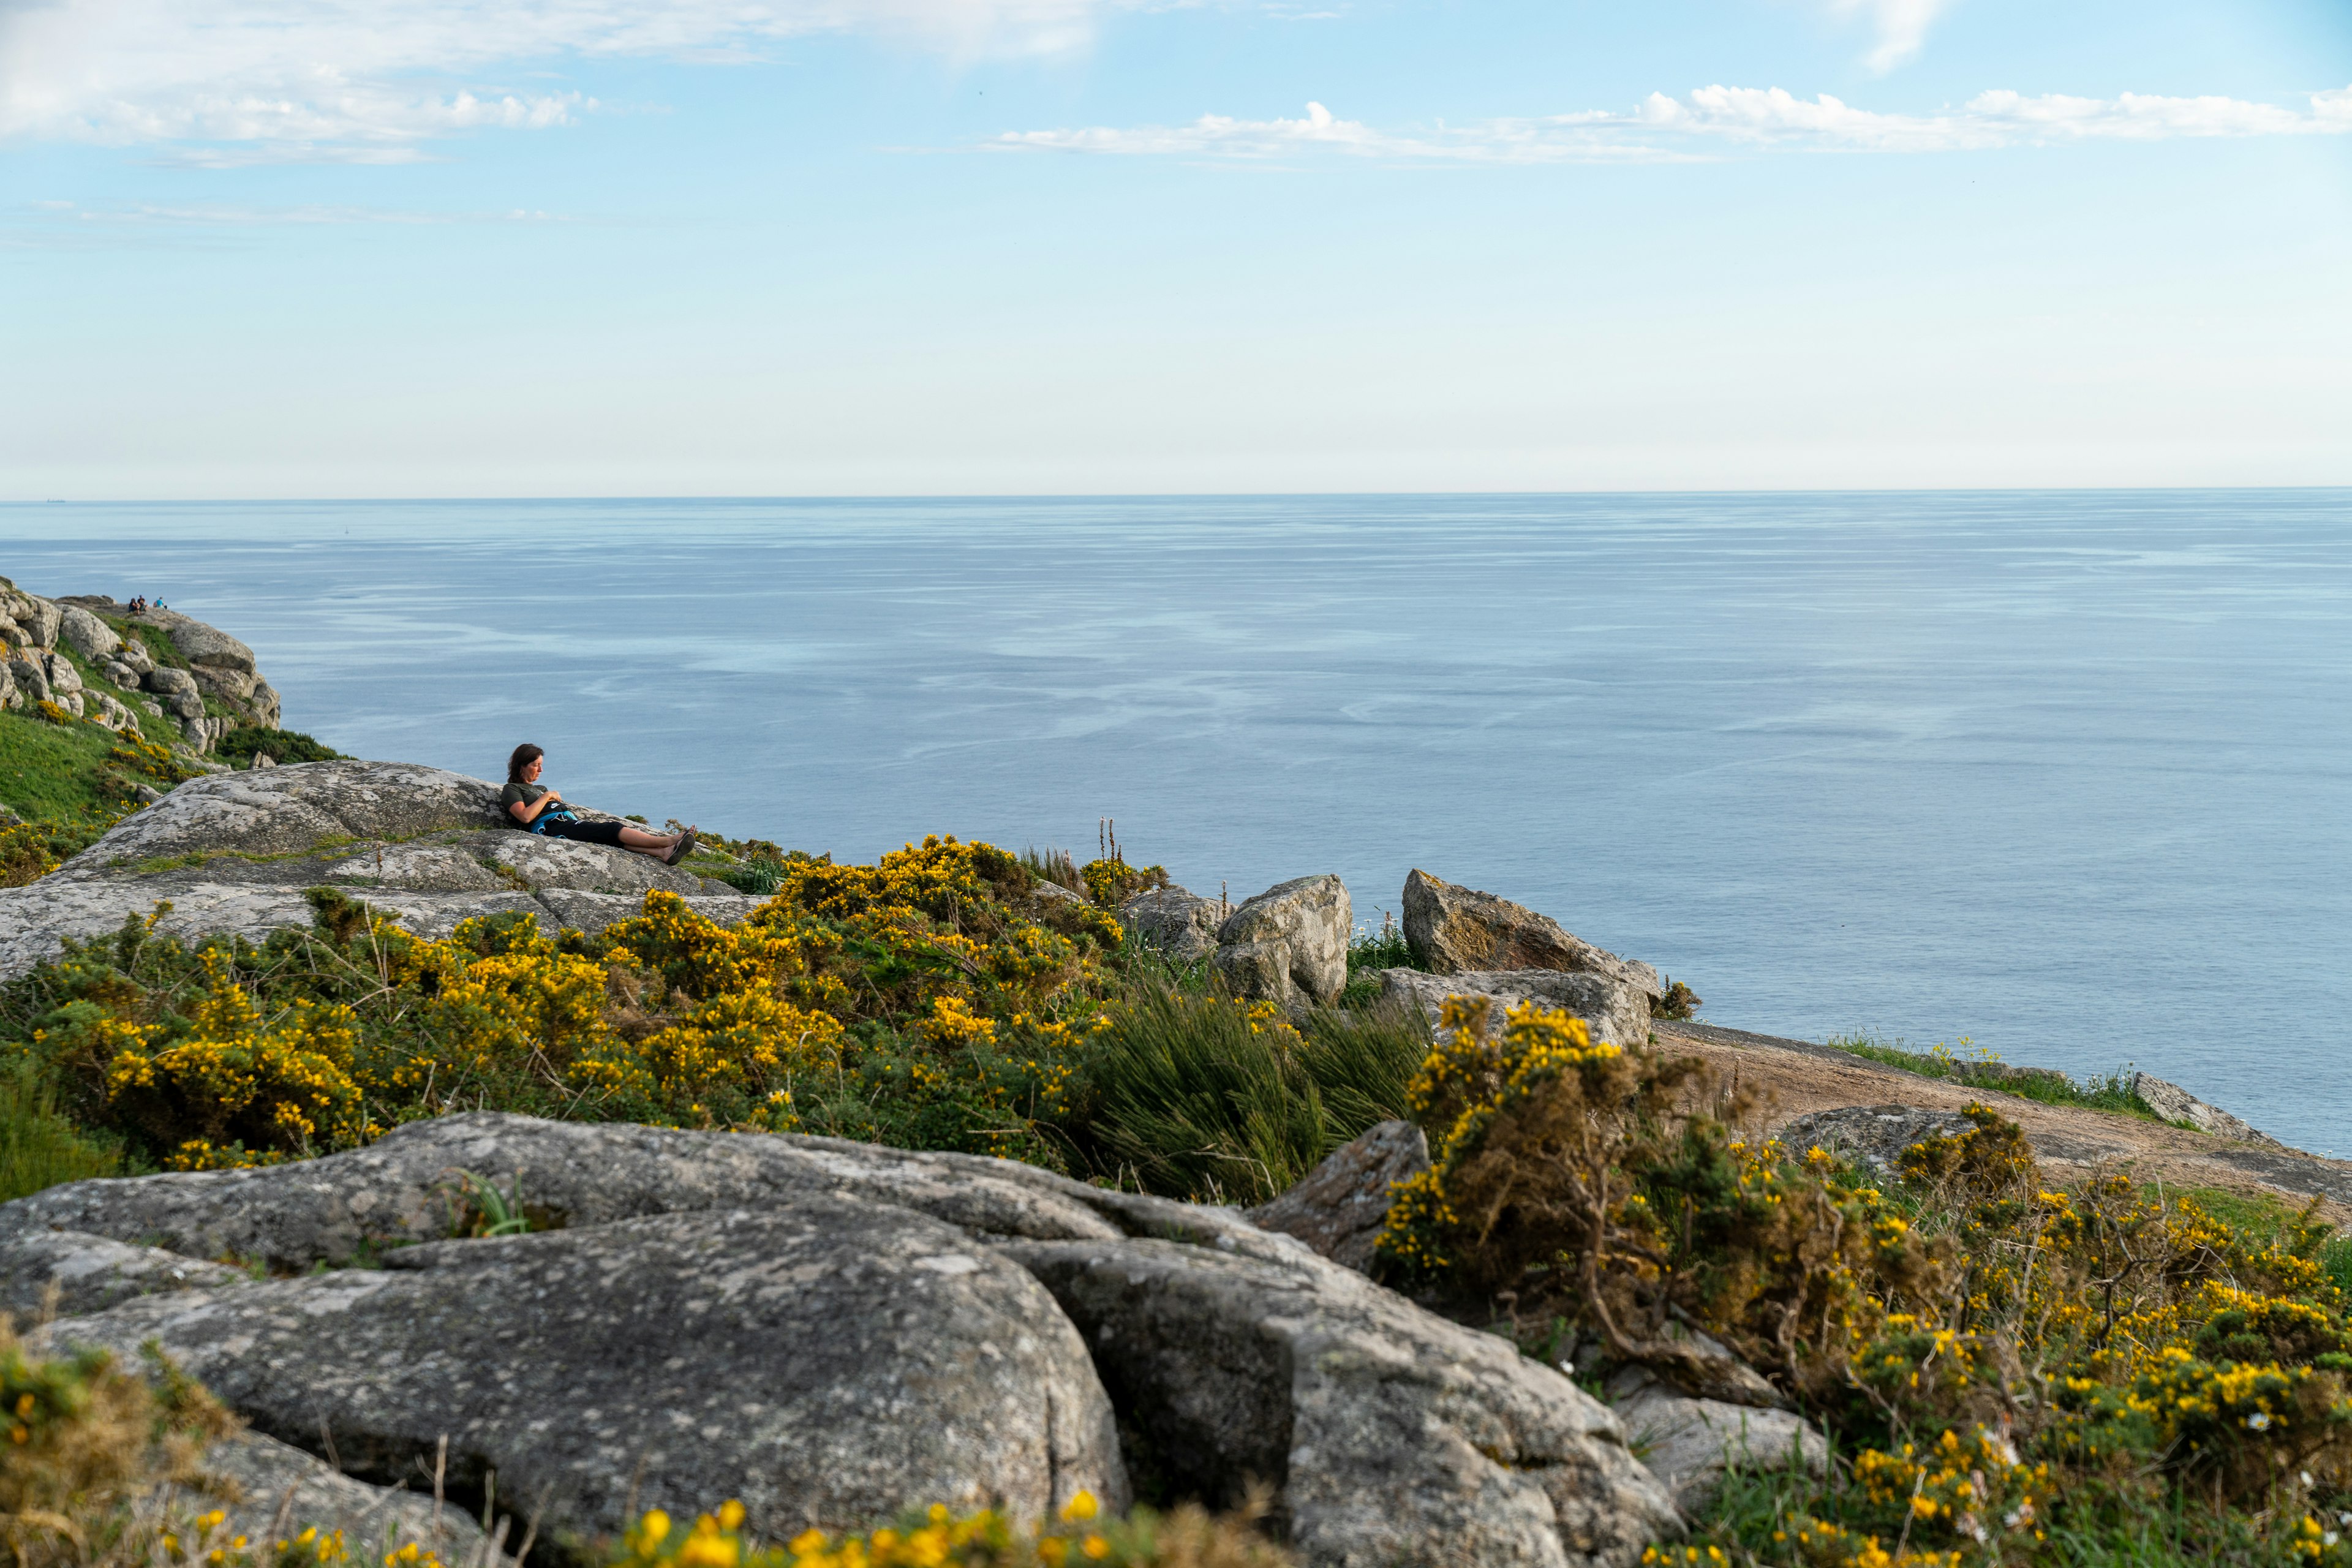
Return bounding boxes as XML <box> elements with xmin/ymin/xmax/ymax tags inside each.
<box><xmin>2</xmin><ymin>0</ymin><xmax>2348</xmax><ymax>496</ymax></box>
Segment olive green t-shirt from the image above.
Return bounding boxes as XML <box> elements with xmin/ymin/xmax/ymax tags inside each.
<box><xmin>499</xmin><ymin>781</ymin><xmax>550</xmax><ymax>823</ymax></box>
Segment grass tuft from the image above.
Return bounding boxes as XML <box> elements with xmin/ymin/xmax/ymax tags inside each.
<box><xmin>1822</xmin><ymin>1030</ymin><xmax>2163</xmax><ymax>1119</ymax></box>
<box><xmin>0</xmin><ymin>1057</ymin><xmax>126</xmax><ymax>1202</ymax></box>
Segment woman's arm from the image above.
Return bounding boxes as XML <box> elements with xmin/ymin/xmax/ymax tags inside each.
<box><xmin>508</xmin><ymin>788</ymin><xmax>564</xmax><ymax>824</ymax></box>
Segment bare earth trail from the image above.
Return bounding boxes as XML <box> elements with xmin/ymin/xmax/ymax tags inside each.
<box><xmin>1656</xmin><ymin>1020</ymin><xmax>2352</xmax><ymax>1227</ymax></box>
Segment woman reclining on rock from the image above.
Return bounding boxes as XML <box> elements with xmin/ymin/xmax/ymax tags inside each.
<box><xmin>501</xmin><ymin>744</ymin><xmax>698</xmax><ymax>865</ymax></box>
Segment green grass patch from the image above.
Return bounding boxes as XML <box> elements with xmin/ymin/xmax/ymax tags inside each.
<box><xmin>1336</xmin><ymin>921</ymin><xmax>1419</xmax><ymax>1006</ymax></box>
<box><xmin>1822</xmin><ymin>1030</ymin><xmax>2165</xmax><ymax>1120</ymax></box>
<box><xmin>1061</xmin><ymin>984</ymin><xmax>1428</xmax><ymax>1204</ymax></box>
<box><xmin>0</xmin><ymin>705</ymin><xmax>124</xmax><ymax>823</ymax></box>
<box><xmin>0</xmin><ymin>1057</ymin><xmax>127</xmax><ymax>1201</ymax></box>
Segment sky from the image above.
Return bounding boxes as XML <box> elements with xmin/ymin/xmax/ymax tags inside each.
<box><xmin>2</xmin><ymin>0</ymin><xmax>2350</xmax><ymax>496</ymax></box>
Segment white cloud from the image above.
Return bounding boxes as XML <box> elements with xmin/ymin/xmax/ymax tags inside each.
<box><xmin>0</xmin><ymin>0</ymin><xmax>1123</xmax><ymax>157</ymax></box>
<box><xmin>1826</xmin><ymin>0</ymin><xmax>1955</xmax><ymax>72</ymax></box>
<box><xmin>999</xmin><ymin>83</ymin><xmax>2352</xmax><ymax>163</ymax></box>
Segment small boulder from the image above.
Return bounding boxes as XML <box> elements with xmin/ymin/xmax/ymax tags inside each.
<box><xmin>194</xmin><ymin>666</ymin><xmax>258</xmax><ymax>703</ymax></box>
<box><xmin>145</xmin><ymin>666</ymin><xmax>200</xmax><ymax>699</ymax></box>
<box><xmin>43</xmin><ymin>652</ymin><xmax>81</xmax><ymax>697</ymax></box>
<box><xmin>1605</xmin><ymin>1364</ymin><xmax>1826</xmax><ymax>1510</ymax></box>
<box><xmin>1776</xmin><ymin>1105</ymin><xmax>1978</xmax><ymax>1182</ymax></box>
<box><xmin>1379</xmin><ymin>967</ymin><xmax>1652</xmax><ymax>1050</ymax></box>
<box><xmin>144</xmin><ymin>611</ymin><xmax>258</xmax><ymax>674</ymax></box>
<box><xmin>58</xmin><ymin>604</ymin><xmax>121</xmax><ymax>662</ymax></box>
<box><xmin>1118</xmin><ymin>884</ymin><xmax>1226</xmax><ymax>963</ymax></box>
<box><xmin>86</xmin><ymin>692</ymin><xmax>143</xmax><ymax>735</ymax></box>
<box><xmin>1247</xmin><ymin>1119</ymin><xmax>1429</xmax><ymax>1273</ymax></box>
<box><xmin>7</xmin><ymin>594</ymin><xmax>61</xmax><ymax>649</ymax></box>
<box><xmin>1402</xmin><ymin>871</ymin><xmax>1662</xmax><ymax>1006</ymax></box>
<box><xmin>8</xmin><ymin>654</ymin><xmax>48</xmax><ymax>704</ymax></box>
<box><xmin>200</xmin><ymin>1430</ymin><xmax>513</xmax><ymax>1566</ymax></box>
<box><xmin>2132</xmin><ymin>1074</ymin><xmax>2285</xmax><ymax>1148</ymax></box>
<box><xmin>1213</xmin><ymin>874</ymin><xmax>1349</xmax><ymax>1008</ymax></box>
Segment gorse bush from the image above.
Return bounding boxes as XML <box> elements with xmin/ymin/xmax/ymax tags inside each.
<box><xmin>8</xmin><ymin>837</ymin><xmax>1128</xmax><ymax>1172</ymax></box>
<box><xmin>1378</xmin><ymin>995</ymin><xmax>2352</xmax><ymax>1568</ymax></box>
<box><xmin>0</xmin><ymin>1319</ymin><xmax>238</xmax><ymax>1568</ymax></box>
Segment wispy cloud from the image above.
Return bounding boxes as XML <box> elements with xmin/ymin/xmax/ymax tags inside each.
<box><xmin>1826</xmin><ymin>0</ymin><xmax>1956</xmax><ymax>72</ymax></box>
<box><xmin>994</xmin><ymin>83</ymin><xmax>2352</xmax><ymax>163</ymax></box>
<box><xmin>0</xmin><ymin>0</ymin><xmax>1126</xmax><ymax>158</ymax></box>
<box><xmin>0</xmin><ymin>198</ymin><xmax>573</xmax><ymax>248</ymax></box>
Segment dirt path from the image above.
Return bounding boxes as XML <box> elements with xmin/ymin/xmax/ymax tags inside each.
<box><xmin>1654</xmin><ymin>1020</ymin><xmax>2352</xmax><ymax>1229</ymax></box>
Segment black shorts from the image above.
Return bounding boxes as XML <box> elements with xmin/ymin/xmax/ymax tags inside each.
<box><xmin>533</xmin><ymin>816</ymin><xmax>627</xmax><ymax>848</ymax></box>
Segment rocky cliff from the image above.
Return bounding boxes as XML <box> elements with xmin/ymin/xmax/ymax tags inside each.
<box><xmin>2</xmin><ymin>577</ymin><xmax>282</xmax><ymax>755</ymax></box>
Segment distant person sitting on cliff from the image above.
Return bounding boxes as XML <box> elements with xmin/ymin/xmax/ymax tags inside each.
<box><xmin>501</xmin><ymin>744</ymin><xmax>698</xmax><ymax>865</ymax></box>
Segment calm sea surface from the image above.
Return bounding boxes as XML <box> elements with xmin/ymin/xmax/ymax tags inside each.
<box><xmin>7</xmin><ymin>492</ymin><xmax>2347</xmax><ymax>1153</ymax></box>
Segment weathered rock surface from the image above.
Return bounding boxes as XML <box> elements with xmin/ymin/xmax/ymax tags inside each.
<box><xmin>9</xmin><ymin>652</ymin><xmax>51</xmax><ymax>704</ymax></box>
<box><xmin>1214</xmin><ymin>875</ymin><xmax>1349</xmax><ymax>1008</ymax></box>
<box><xmin>1</xmin><ymin>582</ymin><xmax>62</xmax><ymax>649</ymax></box>
<box><xmin>58</xmin><ymin>604</ymin><xmax>121</xmax><ymax>662</ymax></box>
<box><xmin>1009</xmin><ymin>1237</ymin><xmax>1678</xmax><ymax>1566</ymax></box>
<box><xmin>1776</xmin><ymin>1105</ymin><xmax>1979</xmax><ymax>1181</ymax></box>
<box><xmin>0</xmin><ymin>1114</ymin><xmax>1128</xmax><ymax>1268</ymax></box>
<box><xmin>1118</xmin><ymin>884</ymin><xmax>1227</xmax><ymax>963</ymax></box>
<box><xmin>480</xmin><ymin>833</ymin><xmax>710</xmax><ymax>896</ymax></box>
<box><xmin>1605</xmin><ymin>1366</ymin><xmax>1826</xmax><ymax>1510</ymax></box>
<box><xmin>1247</xmin><ymin>1120</ymin><xmax>1429</xmax><ymax>1274</ymax></box>
<box><xmin>1401</xmin><ymin>872</ymin><xmax>1662</xmax><ymax>1006</ymax></box>
<box><xmin>62</xmin><ymin>762</ymin><xmax>505</xmax><ymax>867</ymax></box>
<box><xmin>0</xmin><ymin>1227</ymin><xmax>249</xmax><ymax>1319</ymax></box>
<box><xmin>42</xmin><ymin>1202</ymin><xmax>1127</xmax><ymax>1545</ymax></box>
<box><xmin>10</xmin><ymin>1114</ymin><xmax>1679</xmax><ymax>1567</ymax></box>
<box><xmin>199</xmin><ymin>1430</ymin><xmax>513</xmax><ymax>1566</ymax></box>
<box><xmin>1378</xmin><ymin>967</ymin><xmax>1653</xmax><ymax>1050</ymax></box>
<box><xmin>0</xmin><ymin>763</ymin><xmax>747</xmax><ymax>980</ymax></box>
<box><xmin>2133</xmin><ymin>1073</ymin><xmax>2285</xmax><ymax>1149</ymax></box>
<box><xmin>139</xmin><ymin>608</ymin><xmax>258</xmax><ymax>675</ymax></box>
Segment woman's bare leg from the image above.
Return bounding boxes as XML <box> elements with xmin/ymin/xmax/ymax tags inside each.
<box><xmin>617</xmin><ymin>824</ymin><xmax>680</xmax><ymax>859</ymax></box>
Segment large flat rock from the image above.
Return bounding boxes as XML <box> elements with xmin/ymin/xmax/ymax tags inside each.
<box><xmin>41</xmin><ymin>1201</ymin><xmax>1126</xmax><ymax>1543</ymax></box>
<box><xmin>0</xmin><ymin>761</ymin><xmax>755</xmax><ymax>979</ymax></box>
<box><xmin>59</xmin><ymin>762</ymin><xmax>508</xmax><ymax>870</ymax></box>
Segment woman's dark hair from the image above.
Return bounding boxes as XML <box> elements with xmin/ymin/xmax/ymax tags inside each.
<box><xmin>507</xmin><ymin>744</ymin><xmax>545</xmax><ymax>784</ymax></box>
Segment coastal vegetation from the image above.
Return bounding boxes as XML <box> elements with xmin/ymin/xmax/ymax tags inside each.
<box><xmin>1382</xmin><ymin>997</ymin><xmax>2352</xmax><ymax>1568</ymax></box>
<box><xmin>1</xmin><ymin>709</ymin><xmax>2345</xmax><ymax>1568</ymax></box>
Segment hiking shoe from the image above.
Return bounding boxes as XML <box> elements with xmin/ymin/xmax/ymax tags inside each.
<box><xmin>665</xmin><ymin>829</ymin><xmax>699</xmax><ymax>867</ymax></box>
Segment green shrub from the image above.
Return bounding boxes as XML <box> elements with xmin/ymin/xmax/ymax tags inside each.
<box><xmin>213</xmin><ymin>727</ymin><xmax>342</xmax><ymax>767</ymax></box>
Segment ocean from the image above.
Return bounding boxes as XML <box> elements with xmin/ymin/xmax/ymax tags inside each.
<box><xmin>7</xmin><ymin>491</ymin><xmax>2347</xmax><ymax>1153</ymax></box>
